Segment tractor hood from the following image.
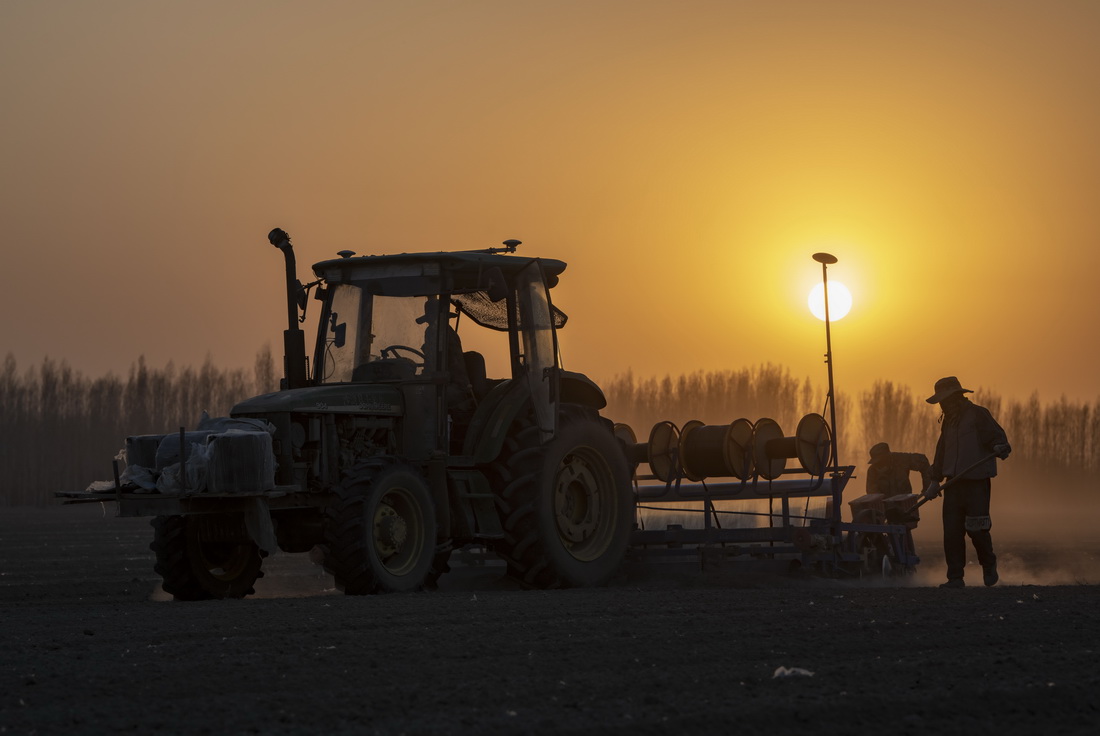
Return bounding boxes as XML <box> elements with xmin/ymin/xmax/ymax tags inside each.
<box><xmin>231</xmin><ymin>384</ymin><xmax>403</xmax><ymax>416</ymax></box>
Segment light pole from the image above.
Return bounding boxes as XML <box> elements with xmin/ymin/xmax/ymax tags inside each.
<box><xmin>812</xmin><ymin>252</ymin><xmax>840</xmax><ymax>469</ymax></box>
<box><xmin>811</xmin><ymin>252</ymin><xmax>843</xmax><ymax>532</ymax></box>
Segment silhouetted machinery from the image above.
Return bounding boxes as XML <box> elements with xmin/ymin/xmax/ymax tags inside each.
<box><xmin>614</xmin><ymin>413</ymin><xmax>919</xmax><ymax>578</ymax></box>
<box><xmin>65</xmin><ymin>230</ymin><xmax>635</xmax><ymax>599</ymax></box>
<box><xmin>63</xmin><ymin>232</ymin><xmax>917</xmax><ymax>598</ymax></box>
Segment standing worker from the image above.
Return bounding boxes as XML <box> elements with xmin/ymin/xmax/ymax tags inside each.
<box><xmin>923</xmin><ymin>376</ymin><xmax>1011</xmax><ymax>588</ymax></box>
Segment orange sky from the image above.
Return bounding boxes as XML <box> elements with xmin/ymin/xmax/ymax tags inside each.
<box><xmin>3</xmin><ymin>1</ymin><xmax>1099</xmax><ymax>403</ymax></box>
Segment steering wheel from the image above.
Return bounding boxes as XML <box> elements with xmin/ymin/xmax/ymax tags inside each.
<box><xmin>380</xmin><ymin>344</ymin><xmax>426</xmax><ymax>366</ymax></box>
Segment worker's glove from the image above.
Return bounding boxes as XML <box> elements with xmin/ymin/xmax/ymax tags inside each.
<box><xmin>993</xmin><ymin>443</ymin><xmax>1011</xmax><ymax>460</ymax></box>
<box><xmin>921</xmin><ymin>480</ymin><xmax>941</xmax><ymax>500</ymax></box>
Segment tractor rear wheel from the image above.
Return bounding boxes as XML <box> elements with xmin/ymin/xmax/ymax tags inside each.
<box><xmin>492</xmin><ymin>406</ymin><xmax>633</xmax><ymax>588</ymax></box>
<box><xmin>322</xmin><ymin>465</ymin><xmax>437</xmax><ymax>594</ymax></box>
<box><xmin>150</xmin><ymin>515</ymin><xmax>264</xmax><ymax>601</ymax></box>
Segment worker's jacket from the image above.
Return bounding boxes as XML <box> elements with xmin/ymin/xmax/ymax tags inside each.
<box><xmin>932</xmin><ymin>399</ymin><xmax>1009</xmax><ymax>481</ymax></box>
<box><xmin>866</xmin><ymin>452</ymin><xmax>932</xmax><ymax>496</ymax></box>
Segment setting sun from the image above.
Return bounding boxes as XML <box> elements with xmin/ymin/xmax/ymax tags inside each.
<box><xmin>808</xmin><ymin>282</ymin><xmax>852</xmax><ymax>321</ymax></box>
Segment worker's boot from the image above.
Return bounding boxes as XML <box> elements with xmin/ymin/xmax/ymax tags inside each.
<box><xmin>983</xmin><ymin>561</ymin><xmax>999</xmax><ymax>587</ymax></box>
<box><xmin>939</xmin><ymin>578</ymin><xmax>965</xmax><ymax>589</ymax></box>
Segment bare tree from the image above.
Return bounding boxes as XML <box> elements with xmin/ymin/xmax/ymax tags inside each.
<box><xmin>859</xmin><ymin>380</ymin><xmax>938</xmax><ymax>456</ymax></box>
<box><xmin>0</xmin><ymin>347</ymin><xmax>280</xmax><ymax>506</ymax></box>
<box><xmin>254</xmin><ymin>343</ymin><xmax>277</xmax><ymax>394</ymax></box>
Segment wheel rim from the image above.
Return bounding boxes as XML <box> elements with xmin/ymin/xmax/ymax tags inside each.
<box><xmin>553</xmin><ymin>446</ymin><xmax>618</xmax><ymax>562</ymax></box>
<box><xmin>857</xmin><ymin>534</ymin><xmax>886</xmax><ymax>578</ymax></box>
<box><xmin>372</xmin><ymin>488</ymin><xmax>424</xmax><ymax>576</ymax></box>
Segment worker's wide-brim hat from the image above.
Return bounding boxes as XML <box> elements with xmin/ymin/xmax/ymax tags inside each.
<box><xmin>926</xmin><ymin>376</ymin><xmax>973</xmax><ymax>404</ymax></box>
<box><xmin>868</xmin><ymin>442</ymin><xmax>890</xmax><ymax>463</ymax></box>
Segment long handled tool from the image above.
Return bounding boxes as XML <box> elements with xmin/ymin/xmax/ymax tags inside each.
<box><xmin>885</xmin><ymin>451</ymin><xmax>999</xmax><ymax>523</ymax></box>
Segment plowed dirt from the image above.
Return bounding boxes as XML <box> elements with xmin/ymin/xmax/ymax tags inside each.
<box><xmin>2</xmin><ymin>505</ymin><xmax>1098</xmax><ymax>735</ymax></box>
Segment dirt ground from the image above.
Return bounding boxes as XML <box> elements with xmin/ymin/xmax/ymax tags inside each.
<box><xmin>2</xmin><ymin>504</ymin><xmax>1098</xmax><ymax>735</ymax></box>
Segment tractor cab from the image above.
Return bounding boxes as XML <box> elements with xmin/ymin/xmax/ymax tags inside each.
<box><xmin>304</xmin><ymin>243</ymin><xmax>572</xmax><ymax>456</ymax></box>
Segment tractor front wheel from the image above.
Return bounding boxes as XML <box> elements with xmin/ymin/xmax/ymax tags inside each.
<box><xmin>322</xmin><ymin>465</ymin><xmax>437</xmax><ymax>594</ymax></box>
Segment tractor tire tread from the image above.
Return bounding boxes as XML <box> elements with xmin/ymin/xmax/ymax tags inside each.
<box><xmin>149</xmin><ymin>515</ymin><xmax>261</xmax><ymax>601</ymax></box>
<box><xmin>321</xmin><ymin>464</ymin><xmax>436</xmax><ymax>595</ymax></box>
<box><xmin>488</xmin><ymin>404</ymin><xmax>632</xmax><ymax>589</ymax></box>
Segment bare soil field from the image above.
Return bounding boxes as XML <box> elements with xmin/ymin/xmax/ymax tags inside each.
<box><xmin>2</xmin><ymin>504</ymin><xmax>1098</xmax><ymax>735</ymax></box>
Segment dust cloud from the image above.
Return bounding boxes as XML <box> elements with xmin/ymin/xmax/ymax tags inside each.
<box><xmin>634</xmin><ymin>476</ymin><xmax>1100</xmax><ymax>587</ymax></box>
<box><xmin>914</xmin><ymin>483</ymin><xmax>1100</xmax><ymax>587</ymax></box>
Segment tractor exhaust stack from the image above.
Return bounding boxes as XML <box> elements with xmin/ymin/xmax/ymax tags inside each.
<box><xmin>267</xmin><ymin>228</ymin><xmax>309</xmax><ymax>390</ymax></box>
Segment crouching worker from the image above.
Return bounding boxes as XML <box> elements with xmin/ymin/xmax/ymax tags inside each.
<box><xmin>863</xmin><ymin>443</ymin><xmax>931</xmax><ymax>563</ymax></box>
<box><xmin>923</xmin><ymin>376</ymin><xmax>1011</xmax><ymax>588</ymax></box>
<box><xmin>866</xmin><ymin>442</ymin><xmax>933</xmax><ymax>497</ymax></box>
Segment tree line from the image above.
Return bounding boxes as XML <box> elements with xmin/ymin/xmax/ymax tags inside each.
<box><xmin>603</xmin><ymin>364</ymin><xmax>853</xmax><ymax>460</ymax></box>
<box><xmin>2</xmin><ymin>353</ymin><xmax>1096</xmax><ymax>504</ymax></box>
<box><xmin>0</xmin><ymin>348</ymin><xmax>277</xmax><ymax>505</ymax></box>
<box><xmin>855</xmin><ymin>380</ymin><xmax>1100</xmax><ymax>477</ymax></box>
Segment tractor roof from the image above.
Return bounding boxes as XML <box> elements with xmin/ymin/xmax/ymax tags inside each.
<box><xmin>310</xmin><ymin>246</ymin><xmax>567</xmax><ymax>327</ymax></box>
<box><xmin>312</xmin><ymin>250</ymin><xmax>567</xmax><ymax>295</ymax></box>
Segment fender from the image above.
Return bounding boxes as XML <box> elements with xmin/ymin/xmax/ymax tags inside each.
<box><xmin>559</xmin><ymin>371</ymin><xmax>607</xmax><ymax>410</ymax></box>
<box><xmin>463</xmin><ymin>372</ymin><xmax>608</xmax><ymax>464</ymax></box>
<box><xmin>463</xmin><ymin>380</ymin><xmax>525</xmax><ymax>463</ymax></box>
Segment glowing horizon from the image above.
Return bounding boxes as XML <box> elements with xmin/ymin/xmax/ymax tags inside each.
<box><xmin>2</xmin><ymin>2</ymin><xmax>1099</xmax><ymax>403</ymax></box>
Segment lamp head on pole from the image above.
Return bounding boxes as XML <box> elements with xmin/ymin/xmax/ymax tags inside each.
<box><xmin>812</xmin><ymin>252</ymin><xmax>838</xmax><ymax>265</ymax></box>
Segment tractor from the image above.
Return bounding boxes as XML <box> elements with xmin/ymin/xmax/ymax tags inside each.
<box><xmin>97</xmin><ymin>229</ymin><xmax>634</xmax><ymax>599</ymax></box>
<box><xmin>69</xmin><ymin>233</ymin><xmax>918</xmax><ymax>594</ymax></box>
